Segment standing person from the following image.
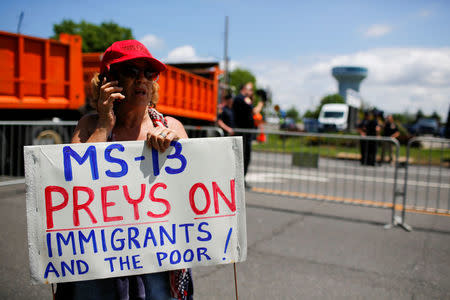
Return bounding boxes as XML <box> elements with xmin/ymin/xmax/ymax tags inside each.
<box><xmin>217</xmin><ymin>93</ymin><xmax>235</xmax><ymax>136</ymax></box>
<box><xmin>380</xmin><ymin>114</ymin><xmax>400</xmax><ymax>164</ymax></box>
<box><xmin>56</xmin><ymin>40</ymin><xmax>193</xmax><ymax>300</ymax></box>
<box><xmin>445</xmin><ymin>105</ymin><xmax>450</xmax><ymax>139</ymax></box>
<box><xmin>357</xmin><ymin>112</ymin><xmax>369</xmax><ymax>165</ymax></box>
<box><xmin>357</xmin><ymin>110</ymin><xmax>380</xmax><ymax>166</ymax></box>
<box><xmin>232</xmin><ymin>82</ymin><xmax>264</xmax><ymax>188</ymax></box>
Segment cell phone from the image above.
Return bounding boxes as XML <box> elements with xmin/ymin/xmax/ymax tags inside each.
<box><xmin>113</xmin><ymin>100</ymin><xmax>120</xmax><ymax>114</ymax></box>
<box><xmin>99</xmin><ymin>72</ymin><xmax>123</xmax><ymax>114</ymax></box>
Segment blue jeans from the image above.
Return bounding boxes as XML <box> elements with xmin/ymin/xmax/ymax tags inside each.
<box><xmin>55</xmin><ymin>272</ymin><xmax>175</xmax><ymax>300</ymax></box>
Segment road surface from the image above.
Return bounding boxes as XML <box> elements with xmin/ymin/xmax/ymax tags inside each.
<box><xmin>1</xmin><ymin>183</ymin><xmax>449</xmax><ymax>299</ymax></box>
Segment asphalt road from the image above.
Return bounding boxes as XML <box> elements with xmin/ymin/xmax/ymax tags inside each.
<box><xmin>1</xmin><ymin>183</ymin><xmax>449</xmax><ymax>299</ymax></box>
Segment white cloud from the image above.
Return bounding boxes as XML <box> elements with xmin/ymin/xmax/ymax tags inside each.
<box><xmin>140</xmin><ymin>34</ymin><xmax>165</xmax><ymax>51</ymax></box>
<box><xmin>364</xmin><ymin>24</ymin><xmax>392</xmax><ymax>37</ymax></box>
<box><xmin>245</xmin><ymin>48</ymin><xmax>450</xmax><ymax>119</ymax></box>
<box><xmin>165</xmin><ymin>45</ymin><xmax>215</xmax><ymax>63</ymax></box>
<box><xmin>418</xmin><ymin>9</ymin><xmax>432</xmax><ymax>17</ymax></box>
<box><xmin>220</xmin><ymin>59</ymin><xmax>241</xmax><ymax>71</ymax></box>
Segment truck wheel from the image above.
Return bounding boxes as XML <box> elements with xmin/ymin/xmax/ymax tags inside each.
<box><xmin>33</xmin><ymin>130</ymin><xmax>63</xmax><ymax>145</ymax></box>
<box><xmin>0</xmin><ymin>128</ymin><xmax>12</xmax><ymax>176</ymax></box>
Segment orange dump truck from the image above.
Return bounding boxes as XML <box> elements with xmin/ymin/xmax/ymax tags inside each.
<box><xmin>0</xmin><ymin>30</ymin><xmax>220</xmax><ymax>123</ymax></box>
<box><xmin>0</xmin><ymin>30</ymin><xmax>220</xmax><ymax>176</ymax></box>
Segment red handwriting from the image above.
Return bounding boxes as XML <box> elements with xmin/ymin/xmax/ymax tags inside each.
<box><xmin>44</xmin><ymin>179</ymin><xmax>236</xmax><ymax>229</ymax></box>
<box><xmin>73</xmin><ymin>186</ymin><xmax>97</xmax><ymax>226</ymax></box>
<box><xmin>189</xmin><ymin>180</ymin><xmax>236</xmax><ymax>215</ymax></box>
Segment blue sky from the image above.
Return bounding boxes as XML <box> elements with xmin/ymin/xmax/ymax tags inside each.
<box><xmin>1</xmin><ymin>0</ymin><xmax>449</xmax><ymax>118</ymax></box>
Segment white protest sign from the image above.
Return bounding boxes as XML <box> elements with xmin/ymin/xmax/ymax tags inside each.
<box><xmin>24</xmin><ymin>137</ymin><xmax>247</xmax><ymax>284</ymax></box>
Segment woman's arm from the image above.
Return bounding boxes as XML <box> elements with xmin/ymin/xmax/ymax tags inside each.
<box><xmin>217</xmin><ymin>119</ymin><xmax>234</xmax><ymax>135</ymax></box>
<box><xmin>166</xmin><ymin>116</ymin><xmax>189</xmax><ymax>139</ymax></box>
<box><xmin>391</xmin><ymin>131</ymin><xmax>400</xmax><ymax>139</ymax></box>
<box><xmin>253</xmin><ymin>100</ymin><xmax>264</xmax><ymax>115</ymax></box>
<box><xmin>72</xmin><ymin>113</ymin><xmax>115</xmax><ymax>143</ymax></box>
<box><xmin>72</xmin><ymin>79</ymin><xmax>124</xmax><ymax>143</ymax></box>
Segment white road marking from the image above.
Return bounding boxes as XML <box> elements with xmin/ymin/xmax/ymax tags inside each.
<box><xmin>249</xmin><ymin>165</ymin><xmax>450</xmax><ymax>188</ymax></box>
<box><xmin>246</xmin><ymin>172</ymin><xmax>328</xmax><ymax>183</ymax></box>
<box><xmin>252</xmin><ymin>155</ymin><xmax>450</xmax><ymax>177</ymax></box>
<box><xmin>0</xmin><ymin>178</ymin><xmax>25</xmax><ymax>187</ymax></box>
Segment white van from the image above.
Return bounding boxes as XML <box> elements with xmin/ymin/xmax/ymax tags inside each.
<box><xmin>318</xmin><ymin>103</ymin><xmax>349</xmax><ymax>132</ymax></box>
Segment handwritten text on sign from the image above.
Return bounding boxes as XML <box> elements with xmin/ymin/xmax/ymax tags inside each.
<box><xmin>24</xmin><ymin>137</ymin><xmax>247</xmax><ymax>284</ymax></box>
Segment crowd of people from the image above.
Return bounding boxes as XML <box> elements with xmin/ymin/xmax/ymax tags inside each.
<box><xmin>357</xmin><ymin>110</ymin><xmax>400</xmax><ymax>166</ymax></box>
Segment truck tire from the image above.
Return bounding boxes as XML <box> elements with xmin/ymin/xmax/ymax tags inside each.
<box><xmin>0</xmin><ymin>128</ymin><xmax>13</xmax><ymax>176</ymax></box>
<box><xmin>0</xmin><ymin>126</ymin><xmax>22</xmax><ymax>176</ymax></box>
<box><xmin>33</xmin><ymin>129</ymin><xmax>63</xmax><ymax>145</ymax></box>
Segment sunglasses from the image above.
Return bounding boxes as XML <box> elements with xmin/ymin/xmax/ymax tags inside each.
<box><xmin>113</xmin><ymin>65</ymin><xmax>159</xmax><ymax>81</ymax></box>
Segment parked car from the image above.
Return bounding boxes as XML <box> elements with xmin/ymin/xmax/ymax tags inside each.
<box><xmin>409</xmin><ymin>118</ymin><xmax>439</xmax><ymax>136</ymax></box>
<box><xmin>439</xmin><ymin>125</ymin><xmax>446</xmax><ymax>138</ymax></box>
<box><xmin>318</xmin><ymin>104</ymin><xmax>349</xmax><ymax>132</ymax></box>
<box><xmin>280</xmin><ymin>117</ymin><xmax>298</xmax><ymax>131</ymax></box>
<box><xmin>303</xmin><ymin>118</ymin><xmax>320</xmax><ymax>133</ymax></box>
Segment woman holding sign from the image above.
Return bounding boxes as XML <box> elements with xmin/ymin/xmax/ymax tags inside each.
<box><xmin>57</xmin><ymin>40</ymin><xmax>192</xmax><ymax>300</ymax></box>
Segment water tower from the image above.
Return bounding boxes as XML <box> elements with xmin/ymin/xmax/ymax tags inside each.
<box><xmin>332</xmin><ymin>66</ymin><xmax>368</xmax><ymax>130</ymax></box>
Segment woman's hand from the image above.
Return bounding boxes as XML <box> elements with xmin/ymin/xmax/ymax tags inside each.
<box><xmin>97</xmin><ymin>78</ymin><xmax>125</xmax><ymax>130</ymax></box>
<box><xmin>146</xmin><ymin>126</ymin><xmax>179</xmax><ymax>152</ymax></box>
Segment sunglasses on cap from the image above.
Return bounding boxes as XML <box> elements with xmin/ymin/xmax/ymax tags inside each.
<box><xmin>112</xmin><ymin>64</ymin><xmax>160</xmax><ymax>82</ymax></box>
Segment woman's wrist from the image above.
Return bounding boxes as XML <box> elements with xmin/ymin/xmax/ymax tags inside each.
<box><xmin>94</xmin><ymin>117</ymin><xmax>115</xmax><ymax>138</ymax></box>
<box><xmin>86</xmin><ymin>125</ymin><xmax>112</xmax><ymax>143</ymax></box>
<box><xmin>97</xmin><ymin>115</ymin><xmax>115</xmax><ymax>131</ymax></box>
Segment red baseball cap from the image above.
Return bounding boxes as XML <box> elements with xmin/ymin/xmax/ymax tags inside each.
<box><xmin>100</xmin><ymin>40</ymin><xmax>166</xmax><ymax>74</ymax></box>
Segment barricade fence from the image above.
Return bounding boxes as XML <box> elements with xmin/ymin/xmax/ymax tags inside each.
<box><xmin>233</xmin><ymin>128</ymin><xmax>402</xmax><ymax>226</ymax></box>
<box><xmin>0</xmin><ymin>121</ymin><xmax>78</xmax><ymax>178</ymax></box>
<box><xmin>1</xmin><ymin>121</ymin><xmax>449</xmax><ymax>230</ymax></box>
<box><xmin>400</xmin><ymin>137</ymin><xmax>450</xmax><ymax>225</ymax></box>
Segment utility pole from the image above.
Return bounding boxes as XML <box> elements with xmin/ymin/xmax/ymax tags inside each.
<box><xmin>223</xmin><ymin>16</ymin><xmax>229</xmax><ymax>90</ymax></box>
<box><xmin>17</xmin><ymin>11</ymin><xmax>24</xmax><ymax>34</ymax></box>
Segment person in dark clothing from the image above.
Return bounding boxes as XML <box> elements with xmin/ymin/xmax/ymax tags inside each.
<box><xmin>357</xmin><ymin>111</ymin><xmax>380</xmax><ymax>166</ymax></box>
<box><xmin>232</xmin><ymin>82</ymin><xmax>264</xmax><ymax>188</ymax></box>
<box><xmin>217</xmin><ymin>93</ymin><xmax>235</xmax><ymax>136</ymax></box>
<box><xmin>445</xmin><ymin>105</ymin><xmax>450</xmax><ymax>139</ymax></box>
<box><xmin>357</xmin><ymin>112</ymin><xmax>369</xmax><ymax>165</ymax></box>
<box><xmin>380</xmin><ymin>114</ymin><xmax>400</xmax><ymax>164</ymax></box>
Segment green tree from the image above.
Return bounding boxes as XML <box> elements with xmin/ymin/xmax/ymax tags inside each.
<box><xmin>430</xmin><ymin>111</ymin><xmax>441</xmax><ymax>123</ymax></box>
<box><xmin>286</xmin><ymin>106</ymin><xmax>300</xmax><ymax>121</ymax></box>
<box><xmin>390</xmin><ymin>110</ymin><xmax>415</xmax><ymax>125</ymax></box>
<box><xmin>229</xmin><ymin>68</ymin><xmax>256</xmax><ymax>94</ymax></box>
<box><xmin>303</xmin><ymin>94</ymin><xmax>345</xmax><ymax>119</ymax></box>
<box><xmin>415</xmin><ymin>109</ymin><xmax>425</xmax><ymax>122</ymax></box>
<box><xmin>52</xmin><ymin>19</ymin><xmax>134</xmax><ymax>52</ymax></box>
<box><xmin>303</xmin><ymin>110</ymin><xmax>316</xmax><ymax>119</ymax></box>
<box><xmin>228</xmin><ymin>67</ymin><xmax>271</xmax><ymax>108</ymax></box>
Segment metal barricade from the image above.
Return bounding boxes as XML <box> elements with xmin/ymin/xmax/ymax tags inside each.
<box><xmin>399</xmin><ymin>137</ymin><xmax>450</xmax><ymax>228</ymax></box>
<box><xmin>0</xmin><ymin>121</ymin><xmax>223</xmax><ymax>185</ymax></box>
<box><xmin>184</xmin><ymin>125</ymin><xmax>224</xmax><ymax>138</ymax></box>
<box><xmin>234</xmin><ymin>128</ymin><xmax>402</xmax><ymax>226</ymax></box>
<box><xmin>0</xmin><ymin>121</ymin><xmax>77</xmax><ymax>178</ymax></box>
